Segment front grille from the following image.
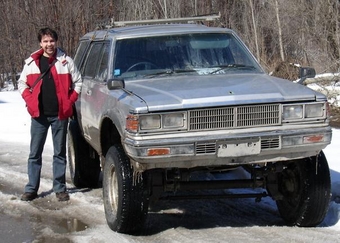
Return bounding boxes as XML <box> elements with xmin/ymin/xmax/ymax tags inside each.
<box><xmin>236</xmin><ymin>105</ymin><xmax>280</xmax><ymax>127</ymax></box>
<box><xmin>189</xmin><ymin>107</ymin><xmax>234</xmax><ymax>130</ymax></box>
<box><xmin>189</xmin><ymin>104</ymin><xmax>280</xmax><ymax>131</ymax></box>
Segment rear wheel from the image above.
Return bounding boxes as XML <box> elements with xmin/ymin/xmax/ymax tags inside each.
<box><xmin>276</xmin><ymin>151</ymin><xmax>331</xmax><ymax>226</ymax></box>
<box><xmin>67</xmin><ymin>120</ymin><xmax>101</xmax><ymax>188</ymax></box>
<box><xmin>103</xmin><ymin>145</ymin><xmax>149</xmax><ymax>234</ymax></box>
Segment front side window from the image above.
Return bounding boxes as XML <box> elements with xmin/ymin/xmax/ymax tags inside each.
<box><xmin>82</xmin><ymin>42</ymin><xmax>110</xmax><ymax>80</ymax></box>
<box><xmin>95</xmin><ymin>43</ymin><xmax>110</xmax><ymax>80</ymax></box>
<box><xmin>73</xmin><ymin>41</ymin><xmax>89</xmax><ymax>68</ymax></box>
<box><xmin>113</xmin><ymin>33</ymin><xmax>263</xmax><ymax>80</ymax></box>
<box><xmin>83</xmin><ymin>43</ymin><xmax>102</xmax><ymax>78</ymax></box>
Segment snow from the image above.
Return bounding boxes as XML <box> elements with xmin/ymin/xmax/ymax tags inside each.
<box><xmin>1</xmin><ymin>90</ymin><xmax>340</xmax><ymax>242</ymax></box>
<box><xmin>294</xmin><ymin>73</ymin><xmax>340</xmax><ymax>107</ymax></box>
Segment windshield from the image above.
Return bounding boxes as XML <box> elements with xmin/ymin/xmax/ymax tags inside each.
<box><xmin>113</xmin><ymin>33</ymin><xmax>263</xmax><ymax>80</ymax></box>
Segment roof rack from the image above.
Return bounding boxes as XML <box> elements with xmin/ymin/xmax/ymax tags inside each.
<box><xmin>106</xmin><ymin>13</ymin><xmax>220</xmax><ymax>28</ymax></box>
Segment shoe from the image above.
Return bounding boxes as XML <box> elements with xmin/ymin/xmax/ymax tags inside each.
<box><xmin>56</xmin><ymin>191</ymin><xmax>70</xmax><ymax>201</ymax></box>
<box><xmin>21</xmin><ymin>192</ymin><xmax>38</xmax><ymax>201</ymax></box>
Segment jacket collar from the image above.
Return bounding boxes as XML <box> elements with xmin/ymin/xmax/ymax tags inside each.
<box><xmin>26</xmin><ymin>48</ymin><xmax>67</xmax><ymax>65</ymax></box>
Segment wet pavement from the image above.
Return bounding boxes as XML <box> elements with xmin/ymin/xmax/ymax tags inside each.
<box><xmin>0</xmin><ymin>179</ymin><xmax>89</xmax><ymax>243</ymax></box>
<box><xmin>0</xmin><ymin>213</ymin><xmax>35</xmax><ymax>243</ymax></box>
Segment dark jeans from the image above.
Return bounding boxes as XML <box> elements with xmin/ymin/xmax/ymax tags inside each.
<box><xmin>25</xmin><ymin>115</ymin><xmax>68</xmax><ymax>194</ymax></box>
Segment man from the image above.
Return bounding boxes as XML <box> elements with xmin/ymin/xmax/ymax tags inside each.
<box><xmin>18</xmin><ymin>27</ymin><xmax>82</xmax><ymax>201</ymax></box>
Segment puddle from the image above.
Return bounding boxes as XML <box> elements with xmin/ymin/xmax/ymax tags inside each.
<box><xmin>52</xmin><ymin>218</ymin><xmax>88</xmax><ymax>233</ymax></box>
<box><xmin>0</xmin><ymin>179</ymin><xmax>89</xmax><ymax>241</ymax></box>
<box><xmin>29</xmin><ymin>214</ymin><xmax>89</xmax><ymax>234</ymax></box>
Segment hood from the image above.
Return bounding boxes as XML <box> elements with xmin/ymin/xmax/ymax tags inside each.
<box><xmin>125</xmin><ymin>73</ymin><xmax>325</xmax><ymax>112</ymax></box>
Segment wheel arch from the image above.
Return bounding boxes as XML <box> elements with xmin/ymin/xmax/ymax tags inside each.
<box><xmin>100</xmin><ymin>117</ymin><xmax>122</xmax><ymax>162</ymax></box>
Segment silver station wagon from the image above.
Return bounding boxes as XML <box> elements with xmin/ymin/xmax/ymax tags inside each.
<box><xmin>68</xmin><ymin>14</ymin><xmax>332</xmax><ymax>234</ymax></box>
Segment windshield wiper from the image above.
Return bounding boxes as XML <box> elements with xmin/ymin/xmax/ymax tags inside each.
<box><xmin>143</xmin><ymin>69</ymin><xmax>197</xmax><ymax>78</ymax></box>
<box><xmin>209</xmin><ymin>64</ymin><xmax>256</xmax><ymax>74</ymax></box>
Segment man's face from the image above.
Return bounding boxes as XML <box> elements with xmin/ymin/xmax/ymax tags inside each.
<box><xmin>40</xmin><ymin>34</ymin><xmax>57</xmax><ymax>57</ymax></box>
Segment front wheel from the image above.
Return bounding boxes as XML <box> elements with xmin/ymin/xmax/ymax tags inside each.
<box><xmin>276</xmin><ymin>151</ymin><xmax>331</xmax><ymax>226</ymax></box>
<box><xmin>103</xmin><ymin>145</ymin><xmax>149</xmax><ymax>234</ymax></box>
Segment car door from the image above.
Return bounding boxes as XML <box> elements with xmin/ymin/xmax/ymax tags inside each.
<box><xmin>79</xmin><ymin>41</ymin><xmax>110</xmax><ymax>151</ymax></box>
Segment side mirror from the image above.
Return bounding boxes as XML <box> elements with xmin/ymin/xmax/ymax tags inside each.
<box><xmin>297</xmin><ymin>67</ymin><xmax>316</xmax><ymax>84</ymax></box>
<box><xmin>107</xmin><ymin>78</ymin><xmax>125</xmax><ymax>90</ymax></box>
<box><xmin>299</xmin><ymin>67</ymin><xmax>316</xmax><ymax>79</ymax></box>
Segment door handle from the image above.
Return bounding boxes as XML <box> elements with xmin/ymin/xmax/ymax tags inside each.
<box><xmin>86</xmin><ymin>90</ymin><xmax>92</xmax><ymax>95</ymax></box>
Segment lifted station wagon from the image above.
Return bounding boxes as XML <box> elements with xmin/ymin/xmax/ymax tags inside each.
<box><xmin>68</xmin><ymin>15</ymin><xmax>332</xmax><ymax>234</ymax></box>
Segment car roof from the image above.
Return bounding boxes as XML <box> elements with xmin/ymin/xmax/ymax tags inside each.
<box><xmin>81</xmin><ymin>24</ymin><xmax>233</xmax><ymax>41</ymax></box>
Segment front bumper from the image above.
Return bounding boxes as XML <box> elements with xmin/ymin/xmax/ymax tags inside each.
<box><xmin>123</xmin><ymin>125</ymin><xmax>332</xmax><ymax>171</ymax></box>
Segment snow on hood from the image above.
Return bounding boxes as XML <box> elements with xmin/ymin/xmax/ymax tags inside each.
<box><xmin>125</xmin><ymin>73</ymin><xmax>324</xmax><ymax>112</ymax></box>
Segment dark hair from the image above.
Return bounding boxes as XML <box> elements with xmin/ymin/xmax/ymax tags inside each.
<box><xmin>37</xmin><ymin>27</ymin><xmax>58</xmax><ymax>42</ymax></box>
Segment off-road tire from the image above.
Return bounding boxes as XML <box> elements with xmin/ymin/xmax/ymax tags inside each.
<box><xmin>276</xmin><ymin>151</ymin><xmax>331</xmax><ymax>226</ymax></box>
<box><xmin>103</xmin><ymin>145</ymin><xmax>149</xmax><ymax>234</ymax></box>
<box><xmin>67</xmin><ymin>120</ymin><xmax>101</xmax><ymax>188</ymax></box>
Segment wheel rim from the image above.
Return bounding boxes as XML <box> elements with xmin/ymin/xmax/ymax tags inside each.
<box><xmin>282</xmin><ymin>170</ymin><xmax>300</xmax><ymax>205</ymax></box>
<box><xmin>108</xmin><ymin>165</ymin><xmax>119</xmax><ymax>212</ymax></box>
<box><xmin>278</xmin><ymin>164</ymin><xmax>303</xmax><ymax>209</ymax></box>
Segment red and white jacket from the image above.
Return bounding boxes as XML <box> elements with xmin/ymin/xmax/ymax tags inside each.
<box><xmin>18</xmin><ymin>48</ymin><xmax>82</xmax><ymax>119</ymax></box>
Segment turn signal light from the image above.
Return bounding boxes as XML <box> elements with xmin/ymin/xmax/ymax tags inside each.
<box><xmin>126</xmin><ymin>115</ymin><xmax>139</xmax><ymax>132</ymax></box>
<box><xmin>147</xmin><ymin>148</ymin><xmax>170</xmax><ymax>156</ymax></box>
<box><xmin>303</xmin><ymin>134</ymin><xmax>324</xmax><ymax>143</ymax></box>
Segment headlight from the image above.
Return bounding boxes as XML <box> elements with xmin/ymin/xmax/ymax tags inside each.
<box><xmin>140</xmin><ymin>115</ymin><xmax>161</xmax><ymax>130</ymax></box>
<box><xmin>163</xmin><ymin>113</ymin><xmax>185</xmax><ymax>128</ymax></box>
<box><xmin>305</xmin><ymin>103</ymin><xmax>324</xmax><ymax>118</ymax></box>
<box><xmin>283</xmin><ymin>105</ymin><xmax>303</xmax><ymax>120</ymax></box>
<box><xmin>282</xmin><ymin>102</ymin><xmax>326</xmax><ymax>121</ymax></box>
<box><xmin>127</xmin><ymin>112</ymin><xmax>187</xmax><ymax>133</ymax></box>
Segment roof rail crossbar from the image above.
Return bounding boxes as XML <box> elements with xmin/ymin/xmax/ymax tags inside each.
<box><xmin>111</xmin><ymin>12</ymin><xmax>220</xmax><ymax>27</ymax></box>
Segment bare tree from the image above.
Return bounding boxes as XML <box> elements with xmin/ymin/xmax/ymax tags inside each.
<box><xmin>1</xmin><ymin>0</ymin><xmax>340</xmax><ymax>91</ymax></box>
<box><xmin>274</xmin><ymin>0</ymin><xmax>284</xmax><ymax>61</ymax></box>
<box><xmin>249</xmin><ymin>0</ymin><xmax>260</xmax><ymax>61</ymax></box>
